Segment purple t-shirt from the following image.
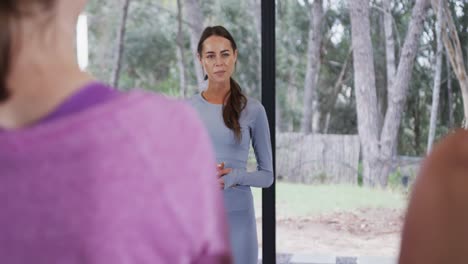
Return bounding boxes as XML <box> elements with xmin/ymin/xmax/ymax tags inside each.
<box><xmin>0</xmin><ymin>82</ymin><xmax>120</xmax><ymax>132</ymax></box>
<box><xmin>39</xmin><ymin>82</ymin><xmax>120</xmax><ymax>124</ymax></box>
<box><xmin>0</xmin><ymin>86</ymin><xmax>231</xmax><ymax>263</ymax></box>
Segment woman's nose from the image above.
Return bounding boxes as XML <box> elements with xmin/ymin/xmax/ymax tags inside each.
<box><xmin>215</xmin><ymin>57</ymin><xmax>224</xmax><ymax>66</ymax></box>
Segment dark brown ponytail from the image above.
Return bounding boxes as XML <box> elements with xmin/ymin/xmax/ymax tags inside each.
<box><xmin>197</xmin><ymin>25</ymin><xmax>247</xmax><ymax>142</ymax></box>
<box><xmin>0</xmin><ymin>2</ymin><xmax>14</xmax><ymax>102</ymax></box>
<box><xmin>0</xmin><ymin>0</ymin><xmax>56</xmax><ymax>103</ymax></box>
<box><xmin>224</xmin><ymin>77</ymin><xmax>247</xmax><ymax>142</ymax></box>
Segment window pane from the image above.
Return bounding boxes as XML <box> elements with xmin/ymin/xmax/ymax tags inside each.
<box><xmin>275</xmin><ymin>0</ymin><xmax>419</xmax><ymax>262</ymax></box>
<box><xmin>86</xmin><ymin>0</ymin><xmax>264</xmax><ymax>262</ymax></box>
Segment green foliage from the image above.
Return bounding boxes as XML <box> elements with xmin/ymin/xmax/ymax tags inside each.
<box><xmin>357</xmin><ymin>162</ymin><xmax>363</xmax><ymax>186</ymax></box>
<box><xmin>315</xmin><ymin>172</ymin><xmax>329</xmax><ymax>184</ymax></box>
<box><xmin>387</xmin><ymin>168</ymin><xmax>404</xmax><ymax>190</ymax></box>
<box><xmin>85</xmin><ymin>0</ymin><xmax>468</xmax><ymax>157</ymax></box>
<box><xmin>276</xmin><ymin>0</ymin><xmax>310</xmax><ymax>131</ymax></box>
<box><xmin>153</xmin><ymin>77</ymin><xmax>181</xmax><ymax>98</ymax></box>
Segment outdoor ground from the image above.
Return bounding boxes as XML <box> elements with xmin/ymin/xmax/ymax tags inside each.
<box><xmin>252</xmin><ymin>183</ymin><xmax>408</xmax><ymax>257</ymax></box>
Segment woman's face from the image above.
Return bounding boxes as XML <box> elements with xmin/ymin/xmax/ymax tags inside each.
<box><xmin>199</xmin><ymin>35</ymin><xmax>237</xmax><ymax>84</ymax></box>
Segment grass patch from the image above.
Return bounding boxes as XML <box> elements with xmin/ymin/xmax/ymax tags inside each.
<box><xmin>252</xmin><ymin>182</ymin><xmax>407</xmax><ymax>218</ymax></box>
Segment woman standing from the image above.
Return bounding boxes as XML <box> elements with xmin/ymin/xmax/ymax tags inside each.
<box><xmin>190</xmin><ymin>26</ymin><xmax>274</xmax><ymax>264</ymax></box>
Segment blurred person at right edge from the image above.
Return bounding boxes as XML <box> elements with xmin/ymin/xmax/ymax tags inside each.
<box><xmin>399</xmin><ymin>129</ymin><xmax>468</xmax><ymax>264</ymax></box>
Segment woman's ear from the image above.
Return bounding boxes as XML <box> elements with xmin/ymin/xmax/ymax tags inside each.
<box><xmin>233</xmin><ymin>50</ymin><xmax>238</xmax><ymax>63</ymax></box>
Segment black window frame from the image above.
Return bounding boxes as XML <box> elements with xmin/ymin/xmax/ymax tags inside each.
<box><xmin>261</xmin><ymin>1</ymin><xmax>276</xmax><ymax>263</ymax></box>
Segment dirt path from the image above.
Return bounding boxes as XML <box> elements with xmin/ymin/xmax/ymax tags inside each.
<box><xmin>257</xmin><ymin>208</ymin><xmax>405</xmax><ymax>257</ymax></box>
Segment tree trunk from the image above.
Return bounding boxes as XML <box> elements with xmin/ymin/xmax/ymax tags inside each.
<box><xmin>248</xmin><ymin>0</ymin><xmax>262</xmax><ymax>95</ymax></box>
<box><xmin>378</xmin><ymin>0</ymin><xmax>430</xmax><ymax>186</ymax></box>
<box><xmin>286</xmin><ymin>57</ymin><xmax>298</xmax><ymax>132</ymax></box>
<box><xmin>110</xmin><ymin>0</ymin><xmax>131</xmax><ymax>88</ymax></box>
<box><xmin>447</xmin><ymin>48</ymin><xmax>454</xmax><ymax>128</ymax></box>
<box><xmin>323</xmin><ymin>113</ymin><xmax>331</xmax><ymax>134</ymax></box>
<box><xmin>276</xmin><ymin>97</ymin><xmax>284</xmax><ymax>132</ymax></box>
<box><xmin>176</xmin><ymin>0</ymin><xmax>188</xmax><ymax>98</ymax></box>
<box><xmin>319</xmin><ymin>48</ymin><xmax>352</xmax><ymax>133</ymax></box>
<box><xmin>349</xmin><ymin>0</ymin><xmax>381</xmax><ymax>187</ymax></box>
<box><xmin>350</xmin><ymin>0</ymin><xmax>430</xmax><ymax>187</ymax></box>
<box><xmin>383</xmin><ymin>0</ymin><xmax>396</xmax><ymax>89</ymax></box>
<box><xmin>383</xmin><ymin>0</ymin><xmax>395</xmax><ymax>138</ymax></box>
<box><xmin>300</xmin><ymin>0</ymin><xmax>323</xmax><ymax>134</ymax></box>
<box><xmin>432</xmin><ymin>0</ymin><xmax>468</xmax><ymax>126</ymax></box>
<box><xmin>184</xmin><ymin>0</ymin><xmax>205</xmax><ymax>91</ymax></box>
<box><xmin>375</xmin><ymin>9</ymin><xmax>386</xmax><ymax>137</ymax></box>
<box><xmin>414</xmin><ymin>94</ymin><xmax>422</xmax><ymax>154</ymax></box>
<box><xmin>427</xmin><ymin>0</ymin><xmax>444</xmax><ymax>154</ymax></box>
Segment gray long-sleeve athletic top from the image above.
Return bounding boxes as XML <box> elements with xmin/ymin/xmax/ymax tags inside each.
<box><xmin>189</xmin><ymin>93</ymin><xmax>274</xmax><ymax>192</ymax></box>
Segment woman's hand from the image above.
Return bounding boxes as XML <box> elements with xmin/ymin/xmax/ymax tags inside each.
<box><xmin>216</xmin><ymin>162</ymin><xmax>232</xmax><ymax>189</ymax></box>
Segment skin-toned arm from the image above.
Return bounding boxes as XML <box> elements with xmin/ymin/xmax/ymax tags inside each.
<box><xmin>399</xmin><ymin>129</ymin><xmax>468</xmax><ymax>264</ymax></box>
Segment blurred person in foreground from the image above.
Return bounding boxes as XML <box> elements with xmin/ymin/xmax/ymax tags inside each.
<box><xmin>399</xmin><ymin>129</ymin><xmax>468</xmax><ymax>264</ymax></box>
<box><xmin>0</xmin><ymin>1</ymin><xmax>231</xmax><ymax>263</ymax></box>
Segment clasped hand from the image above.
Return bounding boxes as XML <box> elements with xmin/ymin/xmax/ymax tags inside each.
<box><xmin>216</xmin><ymin>162</ymin><xmax>232</xmax><ymax>189</ymax></box>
